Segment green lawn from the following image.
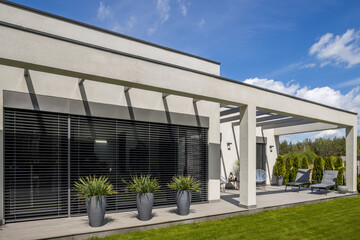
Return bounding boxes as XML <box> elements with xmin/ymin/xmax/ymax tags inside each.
<box><xmin>90</xmin><ymin>196</ymin><xmax>360</xmax><ymax>240</ymax></box>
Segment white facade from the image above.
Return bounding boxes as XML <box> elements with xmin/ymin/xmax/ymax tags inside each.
<box><xmin>0</xmin><ymin>1</ymin><xmax>357</xmax><ymax>224</ymax></box>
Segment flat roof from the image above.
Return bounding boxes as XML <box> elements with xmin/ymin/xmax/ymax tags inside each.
<box><xmin>0</xmin><ymin>0</ymin><xmax>221</xmax><ymax>65</ymax></box>
<box><xmin>0</xmin><ymin>1</ymin><xmax>356</xmax><ymax>116</ymax></box>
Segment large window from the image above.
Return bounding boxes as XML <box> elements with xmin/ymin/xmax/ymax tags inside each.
<box><xmin>70</xmin><ymin>115</ymin><xmax>208</xmax><ymax>214</ymax></box>
<box><xmin>4</xmin><ymin>109</ymin><xmax>208</xmax><ymax>222</ymax></box>
<box><xmin>4</xmin><ymin>109</ymin><xmax>68</xmax><ymax>221</ymax></box>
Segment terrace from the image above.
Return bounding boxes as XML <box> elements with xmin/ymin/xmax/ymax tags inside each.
<box><xmin>0</xmin><ymin>187</ymin><xmax>356</xmax><ymax>240</ymax></box>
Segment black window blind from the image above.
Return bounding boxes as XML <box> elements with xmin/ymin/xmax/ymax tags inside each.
<box><xmin>4</xmin><ymin>108</ymin><xmax>208</xmax><ymax>222</ymax></box>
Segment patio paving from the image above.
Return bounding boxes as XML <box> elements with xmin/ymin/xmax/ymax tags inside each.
<box><xmin>0</xmin><ymin>186</ymin><xmax>357</xmax><ymax>240</ymax></box>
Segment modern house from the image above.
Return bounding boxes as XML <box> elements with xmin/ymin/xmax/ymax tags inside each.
<box><xmin>0</xmin><ymin>1</ymin><xmax>357</xmax><ymax>225</ymax></box>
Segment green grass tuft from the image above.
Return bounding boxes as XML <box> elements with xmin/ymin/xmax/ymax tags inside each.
<box><xmin>88</xmin><ymin>195</ymin><xmax>360</xmax><ymax>240</ymax></box>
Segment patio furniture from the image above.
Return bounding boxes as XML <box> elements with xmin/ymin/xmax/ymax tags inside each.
<box><xmin>311</xmin><ymin>170</ymin><xmax>338</xmax><ymax>195</ymax></box>
<box><xmin>220</xmin><ymin>176</ymin><xmax>228</xmax><ymax>192</ymax></box>
<box><xmin>256</xmin><ymin>169</ymin><xmax>267</xmax><ymax>189</ymax></box>
<box><xmin>285</xmin><ymin>169</ymin><xmax>311</xmax><ymax>192</ymax></box>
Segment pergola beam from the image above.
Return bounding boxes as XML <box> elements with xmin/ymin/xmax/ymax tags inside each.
<box><xmin>261</xmin><ymin>119</ymin><xmax>314</xmax><ymax>130</ymax></box>
<box><xmin>257</xmin><ymin>117</ymin><xmax>308</xmax><ymax>127</ymax></box>
<box><xmin>256</xmin><ymin>114</ymin><xmax>288</xmax><ymax>123</ymax></box>
<box><xmin>274</xmin><ymin>122</ymin><xmax>339</xmax><ymax>135</ymax></box>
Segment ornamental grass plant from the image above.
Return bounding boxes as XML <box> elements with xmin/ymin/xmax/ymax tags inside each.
<box><xmin>167</xmin><ymin>175</ymin><xmax>201</xmax><ymax>192</ymax></box>
<box><xmin>123</xmin><ymin>175</ymin><xmax>160</xmax><ymax>193</ymax></box>
<box><xmin>74</xmin><ymin>175</ymin><xmax>117</xmax><ymax>199</ymax></box>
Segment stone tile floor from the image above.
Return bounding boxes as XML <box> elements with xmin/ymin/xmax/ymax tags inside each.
<box><xmin>0</xmin><ymin>186</ymin><xmax>356</xmax><ymax>240</ymax></box>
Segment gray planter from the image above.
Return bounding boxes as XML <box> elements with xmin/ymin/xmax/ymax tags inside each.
<box><xmin>277</xmin><ymin>176</ymin><xmax>283</xmax><ymax>186</ymax></box>
<box><xmin>136</xmin><ymin>193</ymin><xmax>154</xmax><ymax>221</ymax></box>
<box><xmin>338</xmin><ymin>185</ymin><xmax>348</xmax><ymax>194</ymax></box>
<box><xmin>176</xmin><ymin>190</ymin><xmax>191</xmax><ymax>215</ymax></box>
<box><xmin>86</xmin><ymin>196</ymin><xmax>106</xmax><ymax>227</ymax></box>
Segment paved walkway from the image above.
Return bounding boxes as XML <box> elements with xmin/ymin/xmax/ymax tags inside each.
<box><xmin>0</xmin><ymin>186</ymin><xmax>356</xmax><ymax>240</ymax></box>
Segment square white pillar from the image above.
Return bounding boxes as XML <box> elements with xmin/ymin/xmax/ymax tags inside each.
<box><xmin>239</xmin><ymin>104</ymin><xmax>257</xmax><ymax>208</ymax></box>
<box><xmin>346</xmin><ymin>126</ymin><xmax>357</xmax><ymax>192</ymax></box>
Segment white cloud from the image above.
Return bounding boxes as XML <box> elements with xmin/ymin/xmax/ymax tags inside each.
<box><xmin>111</xmin><ymin>16</ymin><xmax>137</xmax><ymax>34</ymax></box>
<box><xmin>197</xmin><ymin>18</ymin><xmax>205</xmax><ymax>27</ymax></box>
<box><xmin>244</xmin><ymin>77</ymin><xmax>360</xmax><ymax>137</ymax></box>
<box><xmin>97</xmin><ymin>2</ymin><xmax>112</xmax><ymax>21</ymax></box>
<box><xmin>313</xmin><ymin>129</ymin><xmax>343</xmax><ymax>139</ymax></box>
<box><xmin>335</xmin><ymin>77</ymin><xmax>360</xmax><ymax>88</ymax></box>
<box><xmin>148</xmin><ymin>26</ymin><xmax>157</xmax><ymax>35</ymax></box>
<box><xmin>157</xmin><ymin>0</ymin><xmax>170</xmax><ymax>23</ymax></box>
<box><xmin>243</xmin><ymin>77</ymin><xmax>299</xmax><ymax>95</ymax></box>
<box><xmin>309</xmin><ymin>29</ymin><xmax>360</xmax><ymax>68</ymax></box>
<box><xmin>300</xmin><ymin>63</ymin><xmax>316</xmax><ymax>69</ymax></box>
<box><xmin>147</xmin><ymin>0</ymin><xmax>171</xmax><ymax>35</ymax></box>
<box><xmin>127</xmin><ymin>16</ymin><xmax>137</xmax><ymax>29</ymax></box>
<box><xmin>177</xmin><ymin>0</ymin><xmax>187</xmax><ymax>16</ymax></box>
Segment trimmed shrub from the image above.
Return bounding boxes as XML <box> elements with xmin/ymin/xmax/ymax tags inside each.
<box><xmin>336</xmin><ymin>167</ymin><xmax>346</xmax><ymax>186</ymax></box>
<box><xmin>290</xmin><ymin>156</ymin><xmax>300</xmax><ymax>182</ymax></box>
<box><xmin>273</xmin><ymin>155</ymin><xmax>285</xmax><ymax>177</ymax></box>
<box><xmin>283</xmin><ymin>156</ymin><xmax>292</xmax><ymax>184</ymax></box>
<box><xmin>312</xmin><ymin>156</ymin><xmax>324</xmax><ymax>183</ymax></box>
<box><xmin>334</xmin><ymin>156</ymin><xmax>343</xmax><ymax>170</ymax></box>
<box><xmin>300</xmin><ymin>156</ymin><xmax>309</xmax><ymax>169</ymax></box>
<box><xmin>357</xmin><ymin>173</ymin><xmax>360</xmax><ymax>193</ymax></box>
<box><xmin>324</xmin><ymin>157</ymin><xmax>334</xmax><ymax>170</ymax></box>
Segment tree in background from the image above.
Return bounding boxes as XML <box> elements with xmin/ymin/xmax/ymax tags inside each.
<box><xmin>273</xmin><ymin>156</ymin><xmax>286</xmax><ymax>185</ymax></box>
<box><xmin>324</xmin><ymin>157</ymin><xmax>334</xmax><ymax>170</ymax></box>
<box><xmin>336</xmin><ymin>167</ymin><xmax>346</xmax><ymax>186</ymax></box>
<box><xmin>282</xmin><ymin>151</ymin><xmax>317</xmax><ymax>165</ymax></box>
<box><xmin>283</xmin><ymin>156</ymin><xmax>292</xmax><ymax>184</ymax></box>
<box><xmin>300</xmin><ymin>156</ymin><xmax>309</xmax><ymax>169</ymax></box>
<box><xmin>334</xmin><ymin>156</ymin><xmax>343</xmax><ymax>170</ymax></box>
<box><xmin>279</xmin><ymin>136</ymin><xmax>360</xmax><ymax>159</ymax></box>
<box><xmin>290</xmin><ymin>156</ymin><xmax>300</xmax><ymax>182</ymax></box>
<box><xmin>312</xmin><ymin>156</ymin><xmax>324</xmax><ymax>183</ymax></box>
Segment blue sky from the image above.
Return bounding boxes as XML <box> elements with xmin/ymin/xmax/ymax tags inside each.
<box><xmin>11</xmin><ymin>0</ymin><xmax>360</xmax><ymax>142</ymax></box>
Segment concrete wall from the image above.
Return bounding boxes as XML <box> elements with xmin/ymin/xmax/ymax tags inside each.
<box><xmin>0</xmin><ymin>66</ymin><xmax>220</xmax><ymax>222</ymax></box>
<box><xmin>0</xmin><ymin>2</ymin><xmax>220</xmax><ymax>76</ymax></box>
<box><xmin>0</xmin><ymin>21</ymin><xmax>356</xmax><ymax>127</ymax></box>
<box><xmin>261</xmin><ymin>129</ymin><xmax>278</xmax><ymax>185</ymax></box>
<box><xmin>220</xmin><ymin>122</ymin><xmax>277</xmax><ymax>184</ymax></box>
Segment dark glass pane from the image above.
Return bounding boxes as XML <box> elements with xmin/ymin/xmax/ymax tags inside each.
<box><xmin>4</xmin><ymin>109</ymin><xmax>68</xmax><ymax>222</ymax></box>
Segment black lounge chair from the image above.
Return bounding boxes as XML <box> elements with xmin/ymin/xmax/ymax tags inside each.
<box><xmin>285</xmin><ymin>169</ymin><xmax>311</xmax><ymax>192</ymax></box>
<box><xmin>311</xmin><ymin>170</ymin><xmax>338</xmax><ymax>195</ymax></box>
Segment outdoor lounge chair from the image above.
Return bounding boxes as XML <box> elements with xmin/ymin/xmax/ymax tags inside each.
<box><xmin>220</xmin><ymin>176</ymin><xmax>228</xmax><ymax>192</ymax></box>
<box><xmin>285</xmin><ymin>169</ymin><xmax>311</xmax><ymax>192</ymax></box>
<box><xmin>311</xmin><ymin>170</ymin><xmax>338</xmax><ymax>195</ymax></box>
<box><xmin>256</xmin><ymin>169</ymin><xmax>267</xmax><ymax>189</ymax></box>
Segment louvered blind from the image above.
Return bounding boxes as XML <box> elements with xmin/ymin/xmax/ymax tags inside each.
<box><xmin>4</xmin><ymin>109</ymin><xmax>68</xmax><ymax>222</ymax></box>
<box><xmin>4</xmin><ymin>108</ymin><xmax>208</xmax><ymax>221</ymax></box>
<box><xmin>70</xmin><ymin>115</ymin><xmax>208</xmax><ymax>215</ymax></box>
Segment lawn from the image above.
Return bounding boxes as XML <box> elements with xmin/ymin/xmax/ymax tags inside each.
<box><xmin>90</xmin><ymin>196</ymin><xmax>360</xmax><ymax>240</ymax></box>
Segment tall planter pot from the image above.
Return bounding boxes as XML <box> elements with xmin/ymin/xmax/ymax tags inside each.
<box><xmin>176</xmin><ymin>190</ymin><xmax>191</xmax><ymax>215</ymax></box>
<box><xmin>277</xmin><ymin>176</ymin><xmax>283</xmax><ymax>186</ymax></box>
<box><xmin>86</xmin><ymin>196</ymin><xmax>107</xmax><ymax>227</ymax></box>
<box><xmin>136</xmin><ymin>193</ymin><xmax>154</xmax><ymax>221</ymax></box>
<box><xmin>338</xmin><ymin>185</ymin><xmax>348</xmax><ymax>194</ymax></box>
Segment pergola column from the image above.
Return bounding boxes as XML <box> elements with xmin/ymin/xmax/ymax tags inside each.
<box><xmin>346</xmin><ymin>126</ymin><xmax>357</xmax><ymax>192</ymax></box>
<box><xmin>239</xmin><ymin>104</ymin><xmax>257</xmax><ymax>208</ymax></box>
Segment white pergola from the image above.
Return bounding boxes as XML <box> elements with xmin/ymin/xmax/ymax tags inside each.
<box><xmin>0</xmin><ymin>1</ymin><xmax>357</xmax><ymax>214</ymax></box>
